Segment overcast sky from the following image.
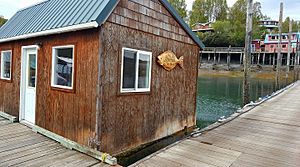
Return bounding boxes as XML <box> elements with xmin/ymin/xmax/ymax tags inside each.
<box><xmin>0</xmin><ymin>0</ymin><xmax>299</xmax><ymax>21</ymax></box>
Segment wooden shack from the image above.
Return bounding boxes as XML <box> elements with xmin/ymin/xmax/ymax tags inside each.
<box><xmin>0</xmin><ymin>0</ymin><xmax>204</xmax><ymax>155</ymax></box>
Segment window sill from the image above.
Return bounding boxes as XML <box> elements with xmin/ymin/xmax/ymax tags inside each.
<box><xmin>119</xmin><ymin>90</ymin><xmax>151</xmax><ymax>96</ymax></box>
<box><xmin>51</xmin><ymin>86</ymin><xmax>75</xmax><ymax>93</ymax></box>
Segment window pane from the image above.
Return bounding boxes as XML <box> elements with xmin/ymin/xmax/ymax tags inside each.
<box><xmin>122</xmin><ymin>50</ymin><xmax>137</xmax><ymax>89</ymax></box>
<box><xmin>54</xmin><ymin>48</ymin><xmax>73</xmax><ymax>87</ymax></box>
<box><xmin>28</xmin><ymin>54</ymin><xmax>36</xmax><ymax>87</ymax></box>
<box><xmin>138</xmin><ymin>53</ymin><xmax>151</xmax><ymax>89</ymax></box>
<box><xmin>1</xmin><ymin>52</ymin><xmax>11</xmax><ymax>79</ymax></box>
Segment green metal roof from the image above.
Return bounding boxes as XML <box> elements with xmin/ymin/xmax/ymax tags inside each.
<box><xmin>0</xmin><ymin>0</ymin><xmax>204</xmax><ymax>48</ymax></box>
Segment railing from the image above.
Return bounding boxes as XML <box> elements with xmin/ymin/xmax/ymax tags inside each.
<box><xmin>203</xmin><ymin>47</ymin><xmax>244</xmax><ymax>52</ymax></box>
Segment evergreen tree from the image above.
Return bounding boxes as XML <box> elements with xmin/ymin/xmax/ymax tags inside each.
<box><xmin>168</xmin><ymin>0</ymin><xmax>188</xmax><ymax>19</ymax></box>
<box><xmin>190</xmin><ymin>0</ymin><xmax>208</xmax><ymax>26</ymax></box>
<box><xmin>189</xmin><ymin>0</ymin><xmax>228</xmax><ymax>26</ymax></box>
<box><xmin>228</xmin><ymin>0</ymin><xmax>263</xmax><ymax>45</ymax></box>
<box><xmin>0</xmin><ymin>16</ymin><xmax>7</xmax><ymax>27</ymax></box>
<box><xmin>214</xmin><ymin>0</ymin><xmax>228</xmax><ymax>21</ymax></box>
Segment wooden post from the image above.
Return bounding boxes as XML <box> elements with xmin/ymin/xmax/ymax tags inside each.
<box><xmin>227</xmin><ymin>46</ymin><xmax>231</xmax><ymax>70</ymax></box>
<box><xmin>208</xmin><ymin>53</ymin><xmax>211</xmax><ymax>63</ymax></box>
<box><xmin>269</xmin><ymin>54</ymin><xmax>272</xmax><ymax>65</ymax></box>
<box><xmin>294</xmin><ymin>52</ymin><xmax>297</xmax><ymax>81</ymax></box>
<box><xmin>286</xmin><ymin>20</ymin><xmax>292</xmax><ymax>82</ymax></box>
<box><xmin>218</xmin><ymin>53</ymin><xmax>221</xmax><ymax>64</ymax></box>
<box><xmin>273</xmin><ymin>53</ymin><xmax>276</xmax><ymax>67</ymax></box>
<box><xmin>243</xmin><ymin>0</ymin><xmax>253</xmax><ymax>106</ymax></box>
<box><xmin>214</xmin><ymin>48</ymin><xmax>216</xmax><ymax>64</ymax></box>
<box><xmin>263</xmin><ymin>53</ymin><xmax>266</xmax><ymax>65</ymax></box>
<box><xmin>240</xmin><ymin>53</ymin><xmax>243</xmax><ymax>65</ymax></box>
<box><xmin>298</xmin><ymin>53</ymin><xmax>300</xmax><ymax>80</ymax></box>
<box><xmin>292</xmin><ymin>51</ymin><xmax>296</xmax><ymax>66</ymax></box>
<box><xmin>199</xmin><ymin>51</ymin><xmax>202</xmax><ymax>67</ymax></box>
<box><xmin>276</xmin><ymin>2</ymin><xmax>283</xmax><ymax>90</ymax></box>
<box><xmin>257</xmin><ymin>53</ymin><xmax>261</xmax><ymax>65</ymax></box>
<box><xmin>296</xmin><ymin>34</ymin><xmax>300</xmax><ymax>80</ymax></box>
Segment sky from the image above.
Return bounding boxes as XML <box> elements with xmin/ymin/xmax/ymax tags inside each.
<box><xmin>0</xmin><ymin>0</ymin><xmax>300</xmax><ymax>21</ymax></box>
<box><xmin>186</xmin><ymin>0</ymin><xmax>300</xmax><ymax>21</ymax></box>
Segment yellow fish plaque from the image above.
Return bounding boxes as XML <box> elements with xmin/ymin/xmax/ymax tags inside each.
<box><xmin>157</xmin><ymin>51</ymin><xmax>183</xmax><ymax>71</ymax></box>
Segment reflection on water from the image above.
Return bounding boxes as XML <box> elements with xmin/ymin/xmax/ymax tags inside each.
<box><xmin>196</xmin><ymin>76</ymin><xmax>286</xmax><ymax>129</ymax></box>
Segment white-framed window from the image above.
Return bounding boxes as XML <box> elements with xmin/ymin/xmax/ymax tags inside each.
<box><xmin>121</xmin><ymin>48</ymin><xmax>152</xmax><ymax>93</ymax></box>
<box><xmin>51</xmin><ymin>45</ymin><xmax>74</xmax><ymax>90</ymax></box>
<box><xmin>0</xmin><ymin>50</ymin><xmax>12</xmax><ymax>80</ymax></box>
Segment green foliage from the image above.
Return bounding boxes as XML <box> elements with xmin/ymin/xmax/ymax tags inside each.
<box><xmin>168</xmin><ymin>0</ymin><xmax>188</xmax><ymax>19</ymax></box>
<box><xmin>189</xmin><ymin>0</ymin><xmax>228</xmax><ymax>26</ymax></box>
<box><xmin>189</xmin><ymin>0</ymin><xmax>208</xmax><ymax>25</ymax></box>
<box><xmin>0</xmin><ymin>16</ymin><xmax>7</xmax><ymax>27</ymax></box>
<box><xmin>282</xmin><ymin>17</ymin><xmax>300</xmax><ymax>33</ymax></box>
<box><xmin>191</xmin><ymin>0</ymin><xmax>267</xmax><ymax>47</ymax></box>
<box><xmin>201</xmin><ymin>21</ymin><xmax>232</xmax><ymax>47</ymax></box>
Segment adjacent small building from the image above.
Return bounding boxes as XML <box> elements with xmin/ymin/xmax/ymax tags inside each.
<box><xmin>0</xmin><ymin>0</ymin><xmax>204</xmax><ymax>156</ymax></box>
<box><xmin>192</xmin><ymin>22</ymin><xmax>214</xmax><ymax>33</ymax></box>
<box><xmin>259</xmin><ymin>20</ymin><xmax>279</xmax><ymax>32</ymax></box>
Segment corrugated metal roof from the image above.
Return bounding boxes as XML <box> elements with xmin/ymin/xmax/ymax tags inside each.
<box><xmin>0</xmin><ymin>0</ymin><xmax>204</xmax><ymax>49</ymax></box>
<box><xmin>0</xmin><ymin>0</ymin><xmax>118</xmax><ymax>40</ymax></box>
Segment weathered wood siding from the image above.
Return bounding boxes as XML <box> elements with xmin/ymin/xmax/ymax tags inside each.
<box><xmin>99</xmin><ymin>0</ymin><xmax>200</xmax><ymax>154</ymax></box>
<box><xmin>0</xmin><ymin>29</ymin><xmax>99</xmax><ymax>147</ymax></box>
<box><xmin>0</xmin><ymin>43</ymin><xmax>20</xmax><ymax>117</ymax></box>
<box><xmin>35</xmin><ymin>29</ymin><xmax>99</xmax><ymax>146</ymax></box>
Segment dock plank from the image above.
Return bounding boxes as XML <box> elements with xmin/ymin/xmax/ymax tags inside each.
<box><xmin>0</xmin><ymin>118</ymin><xmax>105</xmax><ymax>167</ymax></box>
<box><xmin>132</xmin><ymin>82</ymin><xmax>300</xmax><ymax>167</ymax></box>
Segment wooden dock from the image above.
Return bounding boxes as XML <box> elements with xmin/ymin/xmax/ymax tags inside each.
<box><xmin>131</xmin><ymin>82</ymin><xmax>300</xmax><ymax>167</ymax></box>
<box><xmin>0</xmin><ymin>118</ymin><xmax>108</xmax><ymax>167</ymax></box>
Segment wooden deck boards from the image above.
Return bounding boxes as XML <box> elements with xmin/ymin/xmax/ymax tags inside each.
<box><xmin>0</xmin><ymin>119</ymin><xmax>109</xmax><ymax>167</ymax></box>
<box><xmin>132</xmin><ymin>82</ymin><xmax>300</xmax><ymax>167</ymax></box>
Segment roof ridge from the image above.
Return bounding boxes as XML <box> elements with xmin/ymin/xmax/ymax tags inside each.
<box><xmin>17</xmin><ymin>0</ymin><xmax>50</xmax><ymax>13</ymax></box>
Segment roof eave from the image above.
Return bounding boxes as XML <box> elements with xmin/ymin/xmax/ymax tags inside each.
<box><xmin>160</xmin><ymin>0</ymin><xmax>205</xmax><ymax>49</ymax></box>
<box><xmin>0</xmin><ymin>21</ymin><xmax>99</xmax><ymax>43</ymax></box>
<box><xmin>95</xmin><ymin>0</ymin><xmax>120</xmax><ymax>26</ymax></box>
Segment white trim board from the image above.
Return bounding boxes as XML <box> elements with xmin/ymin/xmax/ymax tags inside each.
<box><xmin>0</xmin><ymin>22</ymin><xmax>99</xmax><ymax>43</ymax></box>
<box><xmin>0</xmin><ymin>111</ymin><xmax>17</xmax><ymax>123</ymax></box>
<box><xmin>120</xmin><ymin>47</ymin><xmax>152</xmax><ymax>93</ymax></box>
<box><xmin>19</xmin><ymin>45</ymin><xmax>39</xmax><ymax>124</ymax></box>
<box><xmin>0</xmin><ymin>50</ymin><xmax>12</xmax><ymax>80</ymax></box>
<box><xmin>51</xmin><ymin>45</ymin><xmax>75</xmax><ymax>90</ymax></box>
<box><xmin>32</xmin><ymin>125</ymin><xmax>117</xmax><ymax>165</ymax></box>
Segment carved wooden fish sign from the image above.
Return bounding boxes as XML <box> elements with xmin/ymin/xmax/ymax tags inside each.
<box><xmin>157</xmin><ymin>51</ymin><xmax>183</xmax><ymax>71</ymax></box>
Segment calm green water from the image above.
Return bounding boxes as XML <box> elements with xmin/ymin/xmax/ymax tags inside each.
<box><xmin>196</xmin><ymin>76</ymin><xmax>287</xmax><ymax>129</ymax></box>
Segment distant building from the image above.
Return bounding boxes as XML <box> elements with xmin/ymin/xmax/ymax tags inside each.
<box><xmin>259</xmin><ymin>20</ymin><xmax>279</xmax><ymax>32</ymax></box>
<box><xmin>251</xmin><ymin>39</ymin><xmax>262</xmax><ymax>53</ymax></box>
<box><xmin>251</xmin><ymin>33</ymin><xmax>300</xmax><ymax>53</ymax></box>
<box><xmin>192</xmin><ymin>22</ymin><xmax>214</xmax><ymax>33</ymax></box>
<box><xmin>263</xmin><ymin>33</ymin><xmax>300</xmax><ymax>53</ymax></box>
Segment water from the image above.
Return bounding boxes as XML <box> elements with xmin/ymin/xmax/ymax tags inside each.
<box><xmin>196</xmin><ymin>76</ymin><xmax>285</xmax><ymax>129</ymax></box>
<box><xmin>121</xmin><ymin>75</ymin><xmax>293</xmax><ymax>166</ymax></box>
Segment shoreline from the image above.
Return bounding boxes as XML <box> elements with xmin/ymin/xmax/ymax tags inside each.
<box><xmin>199</xmin><ymin>68</ymin><xmax>297</xmax><ymax>81</ymax></box>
